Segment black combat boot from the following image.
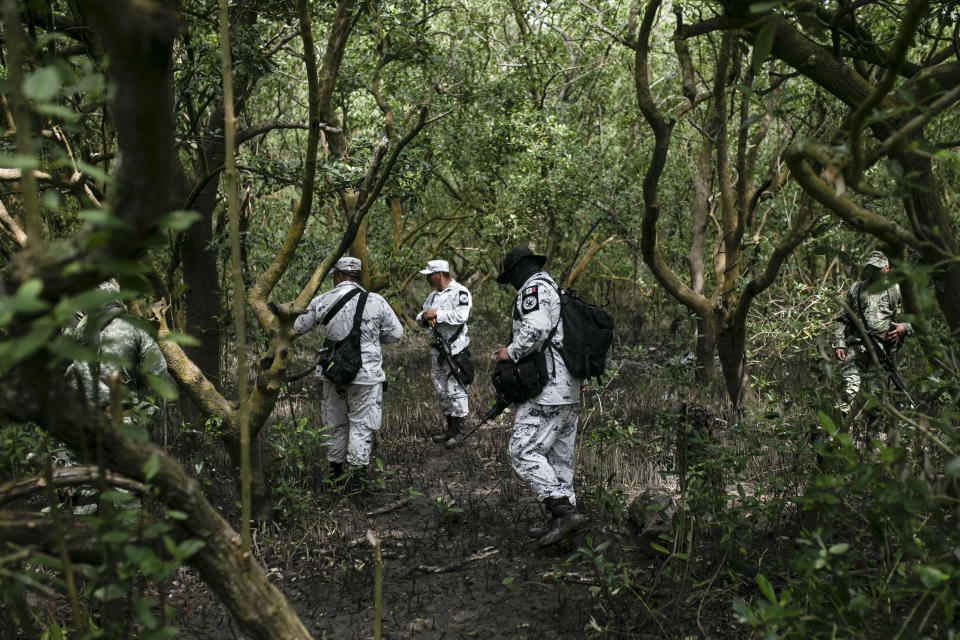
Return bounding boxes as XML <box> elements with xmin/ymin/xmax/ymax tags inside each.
<box><xmin>432</xmin><ymin>415</ymin><xmax>456</xmax><ymax>443</ymax></box>
<box><xmin>444</xmin><ymin>416</ymin><xmax>467</xmax><ymax>449</ymax></box>
<box><xmin>527</xmin><ymin>519</ymin><xmax>552</xmax><ymax>539</ymax></box>
<box><xmin>328</xmin><ymin>462</ymin><xmax>345</xmax><ymax>489</ymax></box>
<box><xmin>344</xmin><ymin>466</ymin><xmax>365</xmax><ymax>494</ymax></box>
<box><xmin>537</xmin><ymin>497</ymin><xmax>587</xmax><ymax>547</ymax></box>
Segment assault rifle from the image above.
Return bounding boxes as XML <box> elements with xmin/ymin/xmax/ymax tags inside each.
<box><xmin>431</xmin><ymin>327</ymin><xmax>467</xmax><ymax>390</ymax></box>
<box><xmin>865</xmin><ymin>331</ymin><xmax>915</xmax><ymax>409</ymax></box>
<box><xmin>446</xmin><ymin>396</ymin><xmax>512</xmax><ymax>448</ymax></box>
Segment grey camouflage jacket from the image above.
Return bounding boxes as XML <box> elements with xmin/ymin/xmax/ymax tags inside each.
<box><xmin>417</xmin><ymin>279</ymin><xmax>472</xmax><ymax>355</ymax></box>
<box><xmin>507</xmin><ymin>272</ymin><xmax>579</xmax><ymax>405</ymax></box>
<box><xmin>295</xmin><ymin>281</ymin><xmax>404</xmax><ymax>384</ymax></box>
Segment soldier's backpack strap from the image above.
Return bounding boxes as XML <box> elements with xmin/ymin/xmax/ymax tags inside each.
<box><xmin>321</xmin><ymin>287</ymin><xmax>362</xmax><ymax>325</ymax></box>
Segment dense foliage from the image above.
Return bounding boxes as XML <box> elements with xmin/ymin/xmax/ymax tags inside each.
<box><xmin>1</xmin><ymin>0</ymin><xmax>959</xmax><ymax>638</ymax></box>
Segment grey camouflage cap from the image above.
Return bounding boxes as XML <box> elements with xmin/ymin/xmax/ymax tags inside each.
<box><xmin>419</xmin><ymin>259</ymin><xmax>450</xmax><ymax>275</ymax></box>
<box><xmin>334</xmin><ymin>257</ymin><xmax>362</xmax><ymax>272</ymax></box>
<box><xmin>865</xmin><ymin>251</ymin><xmax>889</xmax><ymax>269</ymax></box>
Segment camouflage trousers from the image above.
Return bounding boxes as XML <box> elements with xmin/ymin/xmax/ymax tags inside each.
<box><xmin>321</xmin><ymin>381</ymin><xmax>382</xmax><ymax>467</ymax></box>
<box><xmin>509</xmin><ymin>402</ymin><xmax>580</xmax><ymax>504</ymax></box>
<box><xmin>431</xmin><ymin>351</ymin><xmax>468</xmax><ymax>418</ymax></box>
<box><xmin>838</xmin><ymin>343</ymin><xmax>889</xmax><ymax>414</ymax></box>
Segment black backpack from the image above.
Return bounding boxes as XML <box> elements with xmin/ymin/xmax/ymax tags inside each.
<box><xmin>315</xmin><ymin>288</ymin><xmax>368</xmax><ymax>391</ymax></box>
<box><xmin>544</xmin><ymin>283</ymin><xmax>614</xmax><ymax>383</ymax></box>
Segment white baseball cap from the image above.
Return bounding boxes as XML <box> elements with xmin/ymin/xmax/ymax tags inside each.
<box><xmin>334</xmin><ymin>256</ymin><xmax>362</xmax><ymax>272</ymax></box>
<box><xmin>419</xmin><ymin>259</ymin><xmax>450</xmax><ymax>275</ymax></box>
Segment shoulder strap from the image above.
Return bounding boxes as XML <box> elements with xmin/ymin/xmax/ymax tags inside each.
<box><xmin>322</xmin><ymin>287</ymin><xmax>362</xmax><ymax>325</ymax></box>
<box><xmin>350</xmin><ymin>292</ymin><xmax>369</xmax><ymax>334</ymax></box>
<box><xmin>448</xmin><ymin>323</ymin><xmax>466</xmax><ymax>344</ymax></box>
<box><xmin>535</xmin><ymin>278</ymin><xmax>563</xmax><ymax>347</ymax></box>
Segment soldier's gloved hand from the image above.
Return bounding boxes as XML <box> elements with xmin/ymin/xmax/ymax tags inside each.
<box><xmin>835</xmin><ymin>348</ymin><xmax>846</xmax><ymax>361</ymax></box>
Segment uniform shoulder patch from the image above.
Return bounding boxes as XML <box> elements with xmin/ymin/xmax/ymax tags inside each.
<box><xmin>458</xmin><ymin>291</ymin><xmax>469</xmax><ymax>306</ymax></box>
<box><xmin>521</xmin><ymin>285</ymin><xmax>539</xmax><ymax>314</ymax></box>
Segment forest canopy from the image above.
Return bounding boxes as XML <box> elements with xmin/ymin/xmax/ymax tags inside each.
<box><xmin>2</xmin><ymin>0</ymin><xmax>960</xmax><ymax>638</ymax></box>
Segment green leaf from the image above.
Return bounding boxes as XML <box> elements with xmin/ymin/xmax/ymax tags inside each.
<box><xmin>817</xmin><ymin>410</ymin><xmax>837</xmax><ymax>437</ymax></box>
<box><xmin>143</xmin><ymin>453</ymin><xmax>161</xmax><ymax>481</ymax></box>
<box><xmin>756</xmin><ymin>573</ymin><xmax>776</xmax><ymax>603</ymax></box>
<box><xmin>145</xmin><ymin>374</ymin><xmax>178</xmax><ymax>401</ymax></box>
<box><xmin>141</xmin><ymin>626</ymin><xmax>179</xmax><ymax>640</ymax></box>
<box><xmin>117</xmin><ymin>422</ymin><xmax>150</xmax><ymax>443</ymax></box>
<box><xmin>133</xmin><ymin>598</ymin><xmax>158</xmax><ymax>631</ymax></box>
<box><xmin>167</xmin><ymin>510</ymin><xmax>188</xmax><ymax>520</ymax></box>
<box><xmin>73</xmin><ymin>160</ymin><xmax>112</xmax><ymax>185</ymax></box>
<box><xmin>92</xmin><ymin>582</ymin><xmax>128</xmax><ymax>602</ymax></box>
<box><xmin>23</xmin><ymin>67</ymin><xmax>60</xmax><ymax>102</ymax></box>
<box><xmin>35</xmin><ymin>103</ymin><xmax>78</xmax><ymax>122</ymax></box>
<box><xmin>732</xmin><ymin>598</ymin><xmax>759</xmax><ymax>624</ymax></box>
<box><xmin>176</xmin><ymin>539</ymin><xmax>205</xmax><ymax>559</ymax></box>
<box><xmin>101</xmin><ymin>530</ymin><xmax>132</xmax><ymax>544</ymax></box>
<box><xmin>101</xmin><ymin>490</ymin><xmax>136</xmax><ymax>504</ymax></box>
<box><xmin>828</xmin><ymin>543</ymin><xmax>850</xmax><ymax>555</ymax></box>
<box><xmin>159</xmin><ymin>210</ymin><xmax>201</xmax><ymax>232</ymax></box>
<box><xmin>77</xmin><ymin>209</ymin><xmax>132</xmax><ymax>230</ymax></box>
<box><xmin>914</xmin><ymin>565</ymin><xmax>951</xmax><ymax>589</ymax></box>
<box><xmin>944</xmin><ymin>457</ymin><xmax>960</xmax><ymax>476</ymax></box>
<box><xmin>848</xmin><ymin>593</ymin><xmax>870</xmax><ymax>610</ymax></box>
<box><xmin>162</xmin><ymin>331</ymin><xmax>201</xmax><ymax>347</ymax></box>
<box><xmin>0</xmin><ymin>154</ymin><xmax>40</xmax><ymax>170</ymax></box>
<box><xmin>649</xmin><ymin>542</ymin><xmax>671</xmax><ymax>555</ymax></box>
<box><xmin>0</xmin><ymin>319</ymin><xmax>57</xmax><ymax>373</ymax></box>
<box><xmin>751</xmin><ymin>19</ymin><xmax>777</xmax><ymax>74</ymax></box>
<box><xmin>143</xmin><ymin>522</ymin><xmax>171</xmax><ymax>538</ymax></box>
<box><xmin>750</xmin><ymin>1</ymin><xmax>781</xmax><ymax>12</ymax></box>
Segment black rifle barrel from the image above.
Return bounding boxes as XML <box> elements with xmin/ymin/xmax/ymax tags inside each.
<box><xmin>867</xmin><ymin>332</ymin><xmax>915</xmax><ymax>408</ymax></box>
<box><xmin>432</xmin><ymin>327</ymin><xmax>467</xmax><ymax>390</ymax></box>
<box><xmin>448</xmin><ymin>396</ymin><xmax>511</xmax><ymax>448</ymax></box>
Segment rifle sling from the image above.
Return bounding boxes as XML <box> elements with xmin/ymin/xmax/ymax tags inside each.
<box><xmin>321</xmin><ymin>287</ymin><xmax>362</xmax><ymax>326</ymax></box>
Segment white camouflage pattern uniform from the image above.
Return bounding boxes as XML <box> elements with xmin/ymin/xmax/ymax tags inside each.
<box><xmin>506</xmin><ymin>271</ymin><xmax>581</xmax><ymax>504</ymax></box>
<box><xmin>417</xmin><ymin>279</ymin><xmax>472</xmax><ymax>418</ymax></box>
<box><xmin>295</xmin><ymin>274</ymin><xmax>403</xmax><ymax>467</ymax></box>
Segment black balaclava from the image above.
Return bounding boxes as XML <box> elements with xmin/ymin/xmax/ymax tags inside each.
<box><xmin>508</xmin><ymin>256</ymin><xmax>542</xmax><ymax>290</ymax></box>
<box><xmin>860</xmin><ymin>264</ymin><xmax>879</xmax><ymax>283</ymax></box>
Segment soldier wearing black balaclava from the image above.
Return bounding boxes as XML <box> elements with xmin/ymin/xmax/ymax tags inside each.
<box><xmin>494</xmin><ymin>246</ymin><xmax>586</xmax><ymax>547</ymax></box>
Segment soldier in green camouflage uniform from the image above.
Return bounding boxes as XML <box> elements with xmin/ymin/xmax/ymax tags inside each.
<box><xmin>832</xmin><ymin>251</ymin><xmax>911</xmax><ymax>416</ymax></box>
<box><xmin>60</xmin><ymin>281</ymin><xmax>168</xmax><ymax>512</ymax></box>
<box><xmin>65</xmin><ymin>281</ymin><xmax>168</xmax><ymax>423</ymax></box>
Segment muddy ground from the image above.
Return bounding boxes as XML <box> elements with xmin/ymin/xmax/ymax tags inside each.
<box><xmin>162</xmin><ymin>334</ymin><xmax>750</xmax><ymax>640</ymax></box>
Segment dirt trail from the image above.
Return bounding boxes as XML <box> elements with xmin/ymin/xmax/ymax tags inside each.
<box><xmin>169</xmin><ymin>340</ymin><xmax>687</xmax><ymax>639</ymax></box>
<box><xmin>172</xmin><ymin>417</ymin><xmax>649</xmax><ymax>639</ymax></box>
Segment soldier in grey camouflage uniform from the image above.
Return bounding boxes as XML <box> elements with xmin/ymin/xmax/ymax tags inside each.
<box><xmin>495</xmin><ymin>246</ymin><xmax>587</xmax><ymax>547</ymax></box>
<box><xmin>416</xmin><ymin>259</ymin><xmax>473</xmax><ymax>447</ymax></box>
<box><xmin>295</xmin><ymin>257</ymin><xmax>404</xmax><ymax>490</ymax></box>
<box><xmin>833</xmin><ymin>251</ymin><xmax>912</xmax><ymax>418</ymax></box>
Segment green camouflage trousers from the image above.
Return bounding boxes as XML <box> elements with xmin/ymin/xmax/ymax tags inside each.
<box><xmin>838</xmin><ymin>343</ymin><xmax>888</xmax><ymax>414</ymax></box>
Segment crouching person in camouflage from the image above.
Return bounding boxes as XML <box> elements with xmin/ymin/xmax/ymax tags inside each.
<box><xmin>66</xmin><ymin>280</ymin><xmax>169</xmax><ymax>425</ymax></box>
<box><xmin>416</xmin><ymin>259</ymin><xmax>474</xmax><ymax>448</ymax></box>
<box><xmin>832</xmin><ymin>251</ymin><xmax>912</xmax><ymax>427</ymax></box>
<box><xmin>294</xmin><ymin>257</ymin><xmax>404</xmax><ymax>492</ymax></box>
<box><xmin>64</xmin><ymin>279</ymin><xmax>169</xmax><ymax>512</ymax></box>
<box><xmin>494</xmin><ymin>246</ymin><xmax>586</xmax><ymax>547</ymax></box>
